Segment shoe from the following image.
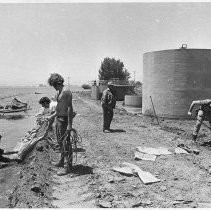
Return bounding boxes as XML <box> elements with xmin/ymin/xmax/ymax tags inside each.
<box><xmin>103</xmin><ymin>129</ymin><xmax>111</xmax><ymax>133</ymax></box>
<box><xmin>56</xmin><ymin>167</ymin><xmax>69</xmax><ymax>176</ymax></box>
<box><xmin>192</xmin><ymin>134</ymin><xmax>197</xmax><ymax>141</ymax></box>
<box><xmin>52</xmin><ymin>158</ymin><xmax>64</xmax><ymax>167</ymax></box>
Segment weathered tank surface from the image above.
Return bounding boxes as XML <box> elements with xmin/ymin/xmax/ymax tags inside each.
<box><xmin>143</xmin><ymin>48</ymin><xmax>211</xmax><ymax>119</ymax></box>
<box><xmin>124</xmin><ymin>95</ymin><xmax>142</xmax><ymax>107</ymax></box>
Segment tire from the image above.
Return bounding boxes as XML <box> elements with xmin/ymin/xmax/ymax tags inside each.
<box><xmin>66</xmin><ymin>137</ymin><xmax>73</xmax><ymax>172</ymax></box>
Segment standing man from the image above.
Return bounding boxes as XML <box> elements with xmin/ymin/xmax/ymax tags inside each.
<box><xmin>101</xmin><ymin>82</ymin><xmax>116</xmax><ymax>133</ymax></box>
<box><xmin>188</xmin><ymin>99</ymin><xmax>211</xmax><ymax>141</ymax></box>
<box><xmin>47</xmin><ymin>73</ymin><xmax>74</xmax><ymax>176</ymax></box>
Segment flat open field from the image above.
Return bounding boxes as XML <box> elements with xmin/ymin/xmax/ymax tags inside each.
<box><xmin>2</xmin><ymin>91</ymin><xmax>211</xmax><ymax>208</ymax></box>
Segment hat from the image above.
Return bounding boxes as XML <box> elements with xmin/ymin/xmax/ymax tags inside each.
<box><xmin>107</xmin><ymin>81</ymin><xmax>114</xmax><ymax>86</ymax></box>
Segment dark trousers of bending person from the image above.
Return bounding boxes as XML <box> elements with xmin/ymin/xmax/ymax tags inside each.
<box><xmin>103</xmin><ymin>107</ymin><xmax>114</xmax><ymax>131</ymax></box>
<box><xmin>193</xmin><ymin>110</ymin><xmax>211</xmax><ymax>138</ymax></box>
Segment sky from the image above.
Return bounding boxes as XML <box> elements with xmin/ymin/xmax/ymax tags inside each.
<box><xmin>0</xmin><ymin>2</ymin><xmax>211</xmax><ymax>86</ymax></box>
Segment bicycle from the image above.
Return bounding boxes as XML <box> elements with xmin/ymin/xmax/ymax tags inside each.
<box><xmin>62</xmin><ymin>128</ymin><xmax>82</xmax><ymax>172</ymax></box>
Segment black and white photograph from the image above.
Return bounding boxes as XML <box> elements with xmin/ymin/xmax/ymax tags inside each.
<box><xmin>1</xmin><ymin>0</ymin><xmax>211</xmax><ymax>208</ymax></box>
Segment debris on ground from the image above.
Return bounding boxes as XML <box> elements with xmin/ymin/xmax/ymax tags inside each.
<box><xmin>174</xmin><ymin>147</ymin><xmax>189</xmax><ymax>154</ymax></box>
<box><xmin>113</xmin><ymin>162</ymin><xmax>160</xmax><ymax>184</ymax></box>
<box><xmin>160</xmin><ymin>185</ymin><xmax>167</xmax><ymax>191</ymax></box>
<box><xmin>136</xmin><ymin>146</ymin><xmax>172</xmax><ymax>155</ymax></box>
<box><xmin>132</xmin><ymin>199</ymin><xmax>152</xmax><ymax>207</ymax></box>
<box><xmin>107</xmin><ymin>176</ymin><xmax>125</xmax><ymax>183</ymax></box>
<box><xmin>112</xmin><ymin>166</ymin><xmax>134</xmax><ymax>176</ymax></box>
<box><xmin>134</xmin><ymin>151</ymin><xmax>157</xmax><ymax>161</ymax></box>
<box><xmin>178</xmin><ymin>144</ymin><xmax>200</xmax><ymax>155</ymax></box>
<box><xmin>122</xmin><ymin>162</ymin><xmax>161</xmax><ymax>184</ymax></box>
<box><xmin>97</xmin><ymin>200</ymin><xmax>112</xmax><ymax>208</ymax></box>
<box><xmin>172</xmin><ymin>199</ymin><xmax>193</xmax><ymax>205</ymax></box>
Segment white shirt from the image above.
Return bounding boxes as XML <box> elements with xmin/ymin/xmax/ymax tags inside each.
<box><xmin>50</xmin><ymin>101</ymin><xmax>57</xmax><ymax>112</ymax></box>
<box><xmin>36</xmin><ymin>101</ymin><xmax>57</xmax><ymax>117</ymax></box>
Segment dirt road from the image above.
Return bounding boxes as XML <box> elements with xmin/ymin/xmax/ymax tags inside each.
<box><xmin>51</xmin><ymin>93</ymin><xmax>211</xmax><ymax>208</ymax></box>
<box><xmin>6</xmin><ymin>92</ymin><xmax>211</xmax><ymax>207</ymax></box>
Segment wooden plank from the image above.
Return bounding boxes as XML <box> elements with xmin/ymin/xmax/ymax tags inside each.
<box><xmin>122</xmin><ymin>162</ymin><xmax>161</xmax><ymax>184</ymax></box>
<box><xmin>134</xmin><ymin>151</ymin><xmax>157</xmax><ymax>161</ymax></box>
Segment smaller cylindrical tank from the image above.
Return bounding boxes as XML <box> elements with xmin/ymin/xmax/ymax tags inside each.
<box><xmin>124</xmin><ymin>95</ymin><xmax>142</xmax><ymax>107</ymax></box>
<box><xmin>91</xmin><ymin>86</ymin><xmax>100</xmax><ymax>100</ymax></box>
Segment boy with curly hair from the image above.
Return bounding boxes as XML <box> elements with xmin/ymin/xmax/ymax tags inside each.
<box><xmin>47</xmin><ymin>73</ymin><xmax>74</xmax><ymax>176</ymax></box>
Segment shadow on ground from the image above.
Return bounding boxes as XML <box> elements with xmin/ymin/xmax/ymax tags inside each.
<box><xmin>110</xmin><ymin>129</ymin><xmax>126</xmax><ymax>133</ymax></box>
<box><xmin>71</xmin><ymin>164</ymin><xmax>93</xmax><ymax>175</ymax></box>
<box><xmin>200</xmin><ymin>141</ymin><xmax>211</xmax><ymax>147</ymax></box>
<box><xmin>73</xmin><ymin>148</ymin><xmax>86</xmax><ymax>152</ymax></box>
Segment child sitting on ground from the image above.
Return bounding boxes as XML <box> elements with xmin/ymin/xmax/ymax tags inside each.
<box><xmin>36</xmin><ymin>97</ymin><xmax>56</xmax><ymax>126</ymax></box>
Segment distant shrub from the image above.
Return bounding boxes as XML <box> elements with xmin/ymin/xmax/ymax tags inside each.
<box><xmin>129</xmin><ymin>80</ymin><xmax>142</xmax><ymax>86</ymax></box>
<box><xmin>82</xmin><ymin>84</ymin><xmax>91</xmax><ymax>89</ymax></box>
<box><xmin>135</xmin><ymin>81</ymin><xmax>142</xmax><ymax>86</ymax></box>
<box><xmin>98</xmin><ymin>57</ymin><xmax>130</xmax><ymax>81</ymax></box>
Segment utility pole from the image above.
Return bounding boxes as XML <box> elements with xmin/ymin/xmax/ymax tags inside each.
<box><xmin>133</xmin><ymin>71</ymin><xmax>136</xmax><ymax>82</ymax></box>
<box><xmin>67</xmin><ymin>76</ymin><xmax>70</xmax><ymax>89</ymax></box>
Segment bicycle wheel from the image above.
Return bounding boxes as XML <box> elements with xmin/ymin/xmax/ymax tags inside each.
<box><xmin>66</xmin><ymin>137</ymin><xmax>73</xmax><ymax>172</ymax></box>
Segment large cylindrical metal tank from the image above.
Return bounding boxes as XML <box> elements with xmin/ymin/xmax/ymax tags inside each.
<box><xmin>143</xmin><ymin>48</ymin><xmax>211</xmax><ymax>119</ymax></box>
<box><xmin>124</xmin><ymin>95</ymin><xmax>142</xmax><ymax>107</ymax></box>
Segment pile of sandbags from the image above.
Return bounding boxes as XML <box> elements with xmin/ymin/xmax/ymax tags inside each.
<box><xmin>9</xmin><ymin>121</ymin><xmax>50</xmax><ymax>162</ymax></box>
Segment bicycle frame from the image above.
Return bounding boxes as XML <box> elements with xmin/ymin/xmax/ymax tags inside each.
<box><xmin>63</xmin><ymin>133</ymin><xmax>73</xmax><ymax>172</ymax></box>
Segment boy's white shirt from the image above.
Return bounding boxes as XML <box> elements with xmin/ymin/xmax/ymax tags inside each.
<box><xmin>36</xmin><ymin>107</ymin><xmax>50</xmax><ymax>117</ymax></box>
<box><xmin>50</xmin><ymin>101</ymin><xmax>57</xmax><ymax>112</ymax></box>
<box><xmin>36</xmin><ymin>101</ymin><xmax>57</xmax><ymax>117</ymax></box>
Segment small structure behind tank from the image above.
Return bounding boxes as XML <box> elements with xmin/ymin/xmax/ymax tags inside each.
<box><xmin>124</xmin><ymin>95</ymin><xmax>142</xmax><ymax>108</ymax></box>
<box><xmin>91</xmin><ymin>81</ymin><xmax>100</xmax><ymax>100</ymax></box>
<box><xmin>91</xmin><ymin>79</ymin><xmax>135</xmax><ymax>101</ymax></box>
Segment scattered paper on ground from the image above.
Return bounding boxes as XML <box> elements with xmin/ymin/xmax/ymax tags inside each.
<box><xmin>134</xmin><ymin>151</ymin><xmax>157</xmax><ymax>161</ymax></box>
<box><xmin>175</xmin><ymin>147</ymin><xmax>189</xmax><ymax>154</ymax></box>
<box><xmin>112</xmin><ymin>166</ymin><xmax>134</xmax><ymax>176</ymax></box>
<box><xmin>122</xmin><ymin>162</ymin><xmax>161</xmax><ymax>184</ymax></box>
<box><xmin>136</xmin><ymin>146</ymin><xmax>172</xmax><ymax>155</ymax></box>
<box><xmin>178</xmin><ymin>144</ymin><xmax>200</xmax><ymax>155</ymax></box>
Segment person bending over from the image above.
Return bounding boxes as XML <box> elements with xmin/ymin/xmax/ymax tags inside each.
<box><xmin>188</xmin><ymin>99</ymin><xmax>211</xmax><ymax>141</ymax></box>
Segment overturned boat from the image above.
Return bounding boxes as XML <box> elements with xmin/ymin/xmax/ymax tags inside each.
<box><xmin>0</xmin><ymin>98</ymin><xmax>31</xmax><ymax>114</ymax></box>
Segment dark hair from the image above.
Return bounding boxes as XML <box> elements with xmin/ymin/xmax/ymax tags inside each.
<box><xmin>48</xmin><ymin>73</ymin><xmax>64</xmax><ymax>86</ymax></box>
<box><xmin>39</xmin><ymin>97</ymin><xmax>51</xmax><ymax>105</ymax></box>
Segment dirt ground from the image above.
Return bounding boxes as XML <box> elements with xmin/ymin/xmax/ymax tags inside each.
<box><xmin>2</xmin><ymin>91</ymin><xmax>211</xmax><ymax>208</ymax></box>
